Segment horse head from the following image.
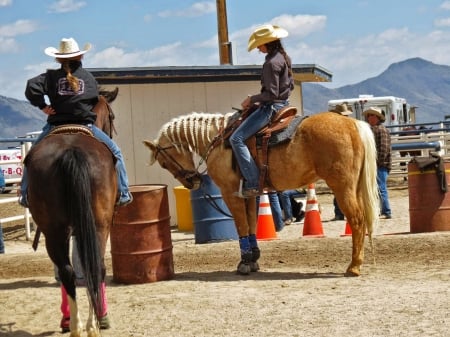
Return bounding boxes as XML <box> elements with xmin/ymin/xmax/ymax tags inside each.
<box><xmin>143</xmin><ymin>138</ymin><xmax>203</xmax><ymax>190</ymax></box>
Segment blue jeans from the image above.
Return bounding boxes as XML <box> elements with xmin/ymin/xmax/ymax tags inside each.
<box><xmin>333</xmin><ymin>197</ymin><xmax>344</xmax><ymax>218</ymax></box>
<box><xmin>377</xmin><ymin>167</ymin><xmax>391</xmax><ymax>216</ymax></box>
<box><xmin>279</xmin><ymin>189</ymin><xmax>305</xmax><ymax>220</ymax></box>
<box><xmin>21</xmin><ymin>123</ymin><xmax>130</xmax><ymax>200</ymax></box>
<box><xmin>0</xmin><ymin>224</ymin><xmax>4</xmax><ymax>254</ymax></box>
<box><xmin>257</xmin><ymin>192</ymin><xmax>284</xmax><ymax>231</ymax></box>
<box><xmin>230</xmin><ymin>102</ymin><xmax>287</xmax><ymax>190</ymax></box>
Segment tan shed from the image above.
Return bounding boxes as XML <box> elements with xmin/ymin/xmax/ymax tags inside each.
<box><xmin>89</xmin><ymin>64</ymin><xmax>332</xmax><ymax>226</ymax></box>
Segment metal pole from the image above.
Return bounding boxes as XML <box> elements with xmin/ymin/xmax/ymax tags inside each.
<box><xmin>216</xmin><ymin>0</ymin><xmax>232</xmax><ymax>64</ymax></box>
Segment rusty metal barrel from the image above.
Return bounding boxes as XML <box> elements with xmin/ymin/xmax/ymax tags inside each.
<box><xmin>111</xmin><ymin>184</ymin><xmax>174</xmax><ymax>284</ymax></box>
<box><xmin>408</xmin><ymin>160</ymin><xmax>450</xmax><ymax>233</ymax></box>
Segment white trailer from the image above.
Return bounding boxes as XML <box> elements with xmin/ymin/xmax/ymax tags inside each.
<box><xmin>328</xmin><ymin>95</ymin><xmax>416</xmax><ymax>130</ymax></box>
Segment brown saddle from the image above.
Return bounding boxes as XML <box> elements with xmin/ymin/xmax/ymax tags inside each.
<box><xmin>222</xmin><ymin>105</ymin><xmax>299</xmax><ymax>190</ymax></box>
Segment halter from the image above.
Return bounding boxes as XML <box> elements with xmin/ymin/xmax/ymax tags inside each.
<box><xmin>154</xmin><ymin>144</ymin><xmax>202</xmax><ymax>183</ymax></box>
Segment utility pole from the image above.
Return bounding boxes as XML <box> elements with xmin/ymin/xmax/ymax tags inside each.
<box><xmin>216</xmin><ymin>0</ymin><xmax>232</xmax><ymax>64</ymax></box>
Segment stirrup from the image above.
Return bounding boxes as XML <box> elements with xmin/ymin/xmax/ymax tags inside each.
<box><xmin>233</xmin><ymin>179</ymin><xmax>261</xmax><ymax>198</ymax></box>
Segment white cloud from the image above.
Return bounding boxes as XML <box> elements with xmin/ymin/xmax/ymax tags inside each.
<box><xmin>440</xmin><ymin>1</ymin><xmax>450</xmax><ymax>10</ymax></box>
<box><xmin>271</xmin><ymin>14</ymin><xmax>327</xmax><ymax>38</ymax></box>
<box><xmin>434</xmin><ymin>17</ymin><xmax>450</xmax><ymax>27</ymax></box>
<box><xmin>48</xmin><ymin>0</ymin><xmax>86</xmax><ymax>13</ymax></box>
<box><xmin>0</xmin><ymin>20</ymin><xmax>39</xmax><ymax>38</ymax></box>
<box><xmin>158</xmin><ymin>1</ymin><xmax>215</xmax><ymax>18</ymax></box>
<box><xmin>0</xmin><ymin>0</ymin><xmax>12</xmax><ymax>6</ymax></box>
<box><xmin>0</xmin><ymin>37</ymin><xmax>19</xmax><ymax>53</ymax></box>
<box><xmin>226</xmin><ymin>14</ymin><xmax>327</xmax><ymax>65</ymax></box>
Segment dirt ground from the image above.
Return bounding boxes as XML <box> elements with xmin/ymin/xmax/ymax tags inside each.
<box><xmin>0</xmin><ymin>183</ymin><xmax>449</xmax><ymax>337</ymax></box>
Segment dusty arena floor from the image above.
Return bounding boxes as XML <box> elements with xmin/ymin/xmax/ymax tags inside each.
<box><xmin>0</xmin><ymin>184</ymin><xmax>449</xmax><ymax>337</ymax></box>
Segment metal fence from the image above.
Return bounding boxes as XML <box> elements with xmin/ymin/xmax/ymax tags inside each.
<box><xmin>388</xmin><ymin>121</ymin><xmax>450</xmax><ymax>179</ymax></box>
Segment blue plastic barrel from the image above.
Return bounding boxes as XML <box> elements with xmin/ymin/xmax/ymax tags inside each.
<box><xmin>190</xmin><ymin>174</ymin><xmax>238</xmax><ymax>243</ymax></box>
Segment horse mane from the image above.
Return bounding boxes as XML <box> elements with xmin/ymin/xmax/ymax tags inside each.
<box><xmin>156</xmin><ymin>112</ymin><xmax>233</xmax><ymax>153</ymax></box>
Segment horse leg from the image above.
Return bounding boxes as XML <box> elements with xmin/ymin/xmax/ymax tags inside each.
<box><xmin>336</xmin><ymin>194</ymin><xmax>366</xmax><ymax>276</ymax></box>
<box><xmin>236</xmin><ymin>197</ymin><xmax>259</xmax><ymax>274</ymax></box>
<box><xmin>86</xmin><ymin>299</ymin><xmax>100</xmax><ymax>337</ymax></box>
<box><xmin>247</xmin><ymin>198</ymin><xmax>260</xmax><ymax>272</ymax></box>
<box><xmin>221</xmin><ymin>191</ymin><xmax>258</xmax><ymax>275</ymax></box>
<box><xmin>47</xmin><ymin>236</ymin><xmax>83</xmax><ymax>336</ymax></box>
<box><xmin>57</xmin><ymin>264</ymin><xmax>83</xmax><ymax>336</ymax></box>
<box><xmin>346</xmin><ymin>218</ymin><xmax>365</xmax><ymax>276</ymax></box>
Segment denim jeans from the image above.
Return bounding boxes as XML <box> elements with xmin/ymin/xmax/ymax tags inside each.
<box><xmin>230</xmin><ymin>102</ymin><xmax>287</xmax><ymax>190</ymax></box>
<box><xmin>377</xmin><ymin>167</ymin><xmax>391</xmax><ymax>216</ymax></box>
<box><xmin>0</xmin><ymin>224</ymin><xmax>4</xmax><ymax>254</ymax></box>
<box><xmin>333</xmin><ymin>197</ymin><xmax>344</xmax><ymax>217</ymax></box>
<box><xmin>21</xmin><ymin>123</ymin><xmax>130</xmax><ymax>200</ymax></box>
<box><xmin>279</xmin><ymin>189</ymin><xmax>305</xmax><ymax>220</ymax></box>
<box><xmin>256</xmin><ymin>192</ymin><xmax>284</xmax><ymax>231</ymax></box>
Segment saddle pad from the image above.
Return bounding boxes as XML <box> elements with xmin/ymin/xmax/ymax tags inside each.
<box><xmin>256</xmin><ymin>115</ymin><xmax>305</xmax><ymax>147</ymax></box>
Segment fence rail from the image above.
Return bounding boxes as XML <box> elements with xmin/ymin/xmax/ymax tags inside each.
<box><xmin>389</xmin><ymin>123</ymin><xmax>450</xmax><ymax>178</ymax></box>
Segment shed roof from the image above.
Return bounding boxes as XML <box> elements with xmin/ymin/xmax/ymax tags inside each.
<box><xmin>88</xmin><ymin>64</ymin><xmax>332</xmax><ymax>85</ymax></box>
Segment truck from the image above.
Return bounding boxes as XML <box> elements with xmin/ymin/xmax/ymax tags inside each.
<box><xmin>327</xmin><ymin>95</ymin><xmax>416</xmax><ymax>130</ymax></box>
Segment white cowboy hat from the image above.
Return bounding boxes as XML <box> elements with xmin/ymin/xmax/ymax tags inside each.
<box><xmin>44</xmin><ymin>37</ymin><xmax>91</xmax><ymax>58</ymax></box>
<box><xmin>330</xmin><ymin>103</ymin><xmax>353</xmax><ymax>116</ymax></box>
<box><xmin>363</xmin><ymin>107</ymin><xmax>386</xmax><ymax>122</ymax></box>
<box><xmin>247</xmin><ymin>24</ymin><xmax>288</xmax><ymax>51</ymax></box>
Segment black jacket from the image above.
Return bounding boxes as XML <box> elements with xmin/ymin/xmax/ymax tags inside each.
<box><xmin>25</xmin><ymin>61</ymin><xmax>98</xmax><ymax>125</ymax></box>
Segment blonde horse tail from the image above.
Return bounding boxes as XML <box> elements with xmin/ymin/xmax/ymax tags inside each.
<box><xmin>355</xmin><ymin>120</ymin><xmax>380</xmax><ymax>254</ymax></box>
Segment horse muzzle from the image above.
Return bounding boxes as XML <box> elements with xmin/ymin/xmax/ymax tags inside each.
<box><xmin>183</xmin><ymin>171</ymin><xmax>203</xmax><ymax>190</ymax></box>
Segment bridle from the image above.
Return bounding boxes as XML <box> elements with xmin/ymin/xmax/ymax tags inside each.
<box><xmin>153</xmin><ymin>144</ymin><xmax>202</xmax><ymax>184</ymax></box>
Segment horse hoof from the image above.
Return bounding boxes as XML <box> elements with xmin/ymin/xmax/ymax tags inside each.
<box><xmin>344</xmin><ymin>267</ymin><xmax>361</xmax><ymax>277</ymax></box>
<box><xmin>250</xmin><ymin>261</ymin><xmax>260</xmax><ymax>272</ymax></box>
<box><xmin>237</xmin><ymin>261</ymin><xmax>251</xmax><ymax>275</ymax></box>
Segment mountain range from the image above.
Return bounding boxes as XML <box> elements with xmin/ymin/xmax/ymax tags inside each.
<box><xmin>1</xmin><ymin>57</ymin><xmax>449</xmax><ymax>141</ymax></box>
<box><xmin>302</xmin><ymin>57</ymin><xmax>450</xmax><ymax>122</ymax></box>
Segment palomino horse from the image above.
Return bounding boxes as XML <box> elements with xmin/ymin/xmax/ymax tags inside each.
<box><xmin>144</xmin><ymin>111</ymin><xmax>380</xmax><ymax>276</ymax></box>
<box><xmin>24</xmin><ymin>88</ymin><xmax>119</xmax><ymax>336</ymax></box>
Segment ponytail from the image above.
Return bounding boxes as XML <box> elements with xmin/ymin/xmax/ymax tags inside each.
<box><xmin>266</xmin><ymin>40</ymin><xmax>293</xmax><ymax>77</ymax></box>
<box><xmin>56</xmin><ymin>56</ymin><xmax>82</xmax><ymax>92</ymax></box>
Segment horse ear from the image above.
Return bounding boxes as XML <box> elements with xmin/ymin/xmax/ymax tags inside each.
<box><xmin>143</xmin><ymin>140</ymin><xmax>157</xmax><ymax>165</ymax></box>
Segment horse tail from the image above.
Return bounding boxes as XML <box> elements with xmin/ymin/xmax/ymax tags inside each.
<box><xmin>57</xmin><ymin>148</ymin><xmax>103</xmax><ymax>318</ymax></box>
<box><xmin>355</xmin><ymin>120</ymin><xmax>380</xmax><ymax>243</ymax></box>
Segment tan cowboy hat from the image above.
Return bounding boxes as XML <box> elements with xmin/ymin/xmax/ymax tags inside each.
<box><xmin>330</xmin><ymin>103</ymin><xmax>352</xmax><ymax>116</ymax></box>
<box><xmin>363</xmin><ymin>107</ymin><xmax>386</xmax><ymax>122</ymax></box>
<box><xmin>44</xmin><ymin>37</ymin><xmax>91</xmax><ymax>58</ymax></box>
<box><xmin>247</xmin><ymin>24</ymin><xmax>288</xmax><ymax>51</ymax></box>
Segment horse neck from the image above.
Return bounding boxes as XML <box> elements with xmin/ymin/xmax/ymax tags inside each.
<box><xmin>164</xmin><ymin>113</ymin><xmax>225</xmax><ymax>156</ymax></box>
<box><xmin>93</xmin><ymin>96</ymin><xmax>113</xmax><ymax>137</ymax></box>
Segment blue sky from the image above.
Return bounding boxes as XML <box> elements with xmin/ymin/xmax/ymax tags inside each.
<box><xmin>1</xmin><ymin>0</ymin><xmax>450</xmax><ymax>100</ymax></box>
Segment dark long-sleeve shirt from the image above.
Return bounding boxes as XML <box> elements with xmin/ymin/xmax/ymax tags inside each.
<box><xmin>371</xmin><ymin>123</ymin><xmax>392</xmax><ymax>171</ymax></box>
<box><xmin>250</xmin><ymin>51</ymin><xmax>294</xmax><ymax>104</ymax></box>
<box><xmin>25</xmin><ymin>60</ymin><xmax>98</xmax><ymax>125</ymax></box>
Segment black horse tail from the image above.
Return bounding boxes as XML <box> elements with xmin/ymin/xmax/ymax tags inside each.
<box><xmin>57</xmin><ymin>148</ymin><xmax>103</xmax><ymax>318</ymax></box>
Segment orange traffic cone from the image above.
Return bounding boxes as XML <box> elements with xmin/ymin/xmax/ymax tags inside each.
<box><xmin>256</xmin><ymin>194</ymin><xmax>277</xmax><ymax>240</ymax></box>
<box><xmin>302</xmin><ymin>184</ymin><xmax>325</xmax><ymax>238</ymax></box>
<box><xmin>340</xmin><ymin>222</ymin><xmax>352</xmax><ymax>237</ymax></box>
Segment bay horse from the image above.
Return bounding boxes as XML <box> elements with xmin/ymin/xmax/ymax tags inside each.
<box><xmin>25</xmin><ymin>87</ymin><xmax>119</xmax><ymax>336</ymax></box>
<box><xmin>144</xmin><ymin>111</ymin><xmax>380</xmax><ymax>277</ymax></box>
